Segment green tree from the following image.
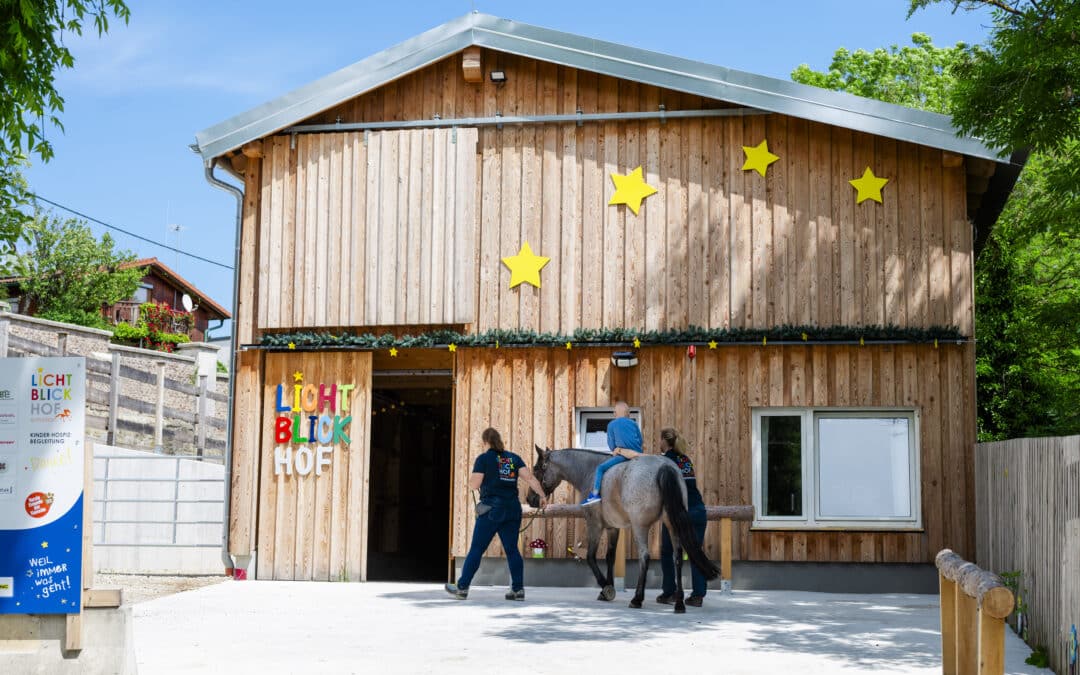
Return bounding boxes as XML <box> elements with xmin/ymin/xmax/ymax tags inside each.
<box><xmin>791</xmin><ymin>33</ymin><xmax>967</xmax><ymax>115</ymax></box>
<box><xmin>909</xmin><ymin>0</ymin><xmax>1080</xmax><ymax>153</ymax></box>
<box><xmin>13</xmin><ymin>212</ymin><xmax>145</xmax><ymax>329</ymax></box>
<box><xmin>0</xmin><ymin>0</ymin><xmax>130</xmax><ymax>252</ymax></box>
<box><xmin>793</xmin><ymin>35</ymin><xmax>1080</xmax><ymax>439</ymax></box>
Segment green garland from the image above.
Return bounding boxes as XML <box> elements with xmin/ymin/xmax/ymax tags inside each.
<box><xmin>256</xmin><ymin>324</ymin><xmax>966</xmax><ymax>350</ymax></box>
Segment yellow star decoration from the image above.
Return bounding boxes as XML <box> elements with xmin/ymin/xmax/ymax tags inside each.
<box><xmin>608</xmin><ymin>166</ymin><xmax>657</xmax><ymax>215</ymax></box>
<box><xmin>708</xmin><ymin>341</ymin><xmax>718</xmax><ymax>349</ymax></box>
<box><xmin>389</xmin><ymin>347</ymin><xmax>399</xmax><ymax>357</ymax></box>
<box><xmin>741</xmin><ymin>140</ymin><xmax>780</xmax><ymax>177</ymax></box>
<box><xmin>502</xmin><ymin>241</ymin><xmax>550</xmax><ymax>289</ymax></box>
<box><xmin>633</xmin><ymin>338</ymin><xmax>641</xmax><ymax>349</ymax></box>
<box><xmin>287</xmin><ymin>342</ymin><xmax>296</xmax><ymax>350</ymax></box>
<box><xmin>292</xmin><ymin>371</ymin><xmax>303</xmax><ymax>382</ymax></box>
<box><xmin>448</xmin><ymin>343</ymin><xmax>457</xmax><ymax>353</ymax></box>
<box><xmin>41</xmin><ymin>541</ymin><xmax>48</xmax><ymax>549</ymax></box>
<box><xmin>849</xmin><ymin>167</ymin><xmax>889</xmax><ymax>204</ymax></box>
<box><xmin>565</xmin><ymin>342</ymin><xmax>572</xmax><ymax>350</ymax></box>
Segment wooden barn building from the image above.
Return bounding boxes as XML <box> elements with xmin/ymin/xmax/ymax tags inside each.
<box><xmin>194</xmin><ymin>14</ymin><xmax>1022</xmax><ymax>589</ymax></box>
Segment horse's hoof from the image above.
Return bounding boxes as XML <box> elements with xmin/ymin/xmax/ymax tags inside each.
<box><xmin>599</xmin><ymin>586</ymin><xmax>616</xmax><ymax>601</ymax></box>
<box><xmin>629</xmin><ymin>598</ymin><xmax>643</xmax><ymax>609</ymax></box>
<box><xmin>674</xmin><ymin>603</ymin><xmax>686</xmax><ymax>614</ymax></box>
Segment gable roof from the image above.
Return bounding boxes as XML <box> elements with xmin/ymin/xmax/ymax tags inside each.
<box><xmin>194</xmin><ymin>12</ymin><xmax>1006</xmax><ymax>164</ymax></box>
<box><xmin>120</xmin><ymin>258</ymin><xmax>231</xmax><ymax>320</ymax></box>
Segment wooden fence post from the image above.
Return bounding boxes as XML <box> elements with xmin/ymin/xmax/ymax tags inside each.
<box><xmin>107</xmin><ymin>353</ymin><xmax>121</xmax><ymax>445</ymax></box>
<box><xmin>940</xmin><ymin>573</ymin><xmax>958</xmax><ymax>675</ymax></box>
<box><xmin>196</xmin><ymin>374</ymin><xmax>208</xmax><ymax>458</ymax></box>
<box><xmin>154</xmin><ymin>361</ymin><xmax>166</xmax><ymax>451</ymax></box>
<box><xmin>720</xmin><ymin>517</ymin><xmax>733</xmax><ymax>590</ymax></box>
<box><xmin>977</xmin><ymin>607</ymin><xmax>1006</xmax><ymax>675</ymax></box>
<box><xmin>957</xmin><ymin>586</ymin><xmax>979</xmax><ymax>674</ymax></box>
<box><xmin>0</xmin><ymin>317</ymin><xmax>9</xmax><ymax>357</ymax></box>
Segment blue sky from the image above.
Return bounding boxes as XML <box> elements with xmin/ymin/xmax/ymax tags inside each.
<box><xmin>24</xmin><ymin>0</ymin><xmax>993</xmax><ymax>338</ymax></box>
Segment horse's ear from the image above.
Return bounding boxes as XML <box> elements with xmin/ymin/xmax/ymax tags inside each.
<box><xmin>534</xmin><ymin>444</ymin><xmax>544</xmax><ymax>461</ymax></box>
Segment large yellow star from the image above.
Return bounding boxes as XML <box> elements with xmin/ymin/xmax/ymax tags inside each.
<box><xmin>741</xmin><ymin>140</ymin><xmax>780</xmax><ymax>177</ymax></box>
<box><xmin>849</xmin><ymin>167</ymin><xmax>889</xmax><ymax>204</ymax></box>
<box><xmin>608</xmin><ymin>166</ymin><xmax>657</xmax><ymax>215</ymax></box>
<box><xmin>502</xmin><ymin>241</ymin><xmax>550</xmax><ymax>289</ymax></box>
<box><xmin>292</xmin><ymin>371</ymin><xmax>303</xmax><ymax>382</ymax></box>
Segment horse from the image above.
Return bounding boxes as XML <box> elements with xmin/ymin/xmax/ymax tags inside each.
<box><xmin>526</xmin><ymin>446</ymin><xmax>720</xmax><ymax>613</ymax></box>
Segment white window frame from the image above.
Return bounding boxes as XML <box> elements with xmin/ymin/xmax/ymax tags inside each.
<box><xmin>751</xmin><ymin>407</ymin><xmax>922</xmax><ymax>530</ymax></box>
<box><xmin>575</xmin><ymin>407</ymin><xmax>642</xmax><ymax>452</ymax></box>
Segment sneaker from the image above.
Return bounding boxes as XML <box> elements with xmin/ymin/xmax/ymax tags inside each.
<box><xmin>685</xmin><ymin>595</ymin><xmax>703</xmax><ymax>607</ymax></box>
<box><xmin>656</xmin><ymin>593</ymin><xmax>676</xmax><ymax>605</ymax></box>
<box><xmin>580</xmin><ymin>492</ymin><xmax>602</xmax><ymax>506</ymax></box>
<box><xmin>444</xmin><ymin>583</ymin><xmax>468</xmax><ymax>600</ymax></box>
<box><xmin>505</xmin><ymin>589</ymin><xmax>525</xmax><ymax>601</ymax></box>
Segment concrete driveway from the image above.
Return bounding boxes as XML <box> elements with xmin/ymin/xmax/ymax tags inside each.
<box><xmin>132</xmin><ymin>581</ymin><xmax>1046</xmax><ymax>675</ymax></box>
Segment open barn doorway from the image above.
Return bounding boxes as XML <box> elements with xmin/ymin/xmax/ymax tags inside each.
<box><xmin>366</xmin><ymin>364</ymin><xmax>453</xmax><ymax>582</ymax></box>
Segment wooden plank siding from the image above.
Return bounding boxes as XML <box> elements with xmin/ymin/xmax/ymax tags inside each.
<box><xmin>251</xmin><ymin>129</ymin><xmax>477</xmax><ymax>330</ymax></box>
<box><xmin>255</xmin><ymin>351</ymin><xmax>373</xmax><ymax>581</ymax></box>
<box><xmin>247</xmin><ymin>51</ymin><xmax>971</xmax><ymax>337</ymax></box>
<box><xmin>451</xmin><ymin>343</ymin><xmax>976</xmax><ymax>564</ymax></box>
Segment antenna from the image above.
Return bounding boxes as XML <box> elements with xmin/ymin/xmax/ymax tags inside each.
<box><xmin>167</xmin><ymin>223</ymin><xmax>185</xmax><ymax>271</ymax></box>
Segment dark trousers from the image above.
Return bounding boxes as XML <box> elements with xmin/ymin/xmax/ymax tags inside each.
<box><xmin>660</xmin><ymin>508</ymin><xmax>708</xmax><ymax>598</ymax></box>
<box><xmin>456</xmin><ymin>512</ymin><xmax>524</xmax><ymax>591</ymax></box>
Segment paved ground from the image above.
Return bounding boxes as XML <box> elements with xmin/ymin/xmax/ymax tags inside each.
<box><xmin>132</xmin><ymin>582</ymin><xmax>1047</xmax><ymax>675</ymax></box>
<box><xmin>94</xmin><ymin>573</ymin><xmax>228</xmax><ymax>604</ymax></box>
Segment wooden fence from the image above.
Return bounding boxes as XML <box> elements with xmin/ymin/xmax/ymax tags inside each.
<box><xmin>936</xmin><ymin>549</ymin><xmax>1014</xmax><ymax>675</ymax></box>
<box><xmin>1</xmin><ymin>312</ymin><xmax>229</xmax><ymax>458</ymax></box>
<box><xmin>975</xmin><ymin>436</ymin><xmax>1080</xmax><ymax>674</ymax></box>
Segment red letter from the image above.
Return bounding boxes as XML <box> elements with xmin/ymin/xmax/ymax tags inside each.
<box><xmin>274</xmin><ymin>417</ymin><xmax>291</xmax><ymax>444</ymax></box>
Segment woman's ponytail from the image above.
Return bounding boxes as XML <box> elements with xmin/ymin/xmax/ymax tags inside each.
<box><xmin>660</xmin><ymin>427</ymin><xmax>689</xmax><ymax>456</ymax></box>
<box><xmin>481</xmin><ymin>427</ymin><xmax>505</xmax><ymax>452</ymax></box>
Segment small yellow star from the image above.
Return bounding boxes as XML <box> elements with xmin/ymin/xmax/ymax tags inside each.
<box><xmin>708</xmin><ymin>341</ymin><xmax>718</xmax><ymax>349</ymax></box>
<box><xmin>292</xmin><ymin>371</ymin><xmax>303</xmax><ymax>382</ymax></box>
<box><xmin>502</xmin><ymin>241</ymin><xmax>551</xmax><ymax>289</ymax></box>
<box><xmin>287</xmin><ymin>342</ymin><xmax>296</xmax><ymax>350</ymax></box>
<box><xmin>389</xmin><ymin>347</ymin><xmax>399</xmax><ymax>357</ymax></box>
<box><xmin>742</xmin><ymin>140</ymin><xmax>780</xmax><ymax>177</ymax></box>
<box><xmin>448</xmin><ymin>343</ymin><xmax>457</xmax><ymax>352</ymax></box>
<box><xmin>565</xmin><ymin>342</ymin><xmax>572</xmax><ymax>350</ymax></box>
<box><xmin>633</xmin><ymin>338</ymin><xmax>641</xmax><ymax>349</ymax></box>
<box><xmin>608</xmin><ymin>166</ymin><xmax>657</xmax><ymax>215</ymax></box>
<box><xmin>41</xmin><ymin>541</ymin><xmax>48</xmax><ymax>549</ymax></box>
<box><xmin>849</xmin><ymin>167</ymin><xmax>889</xmax><ymax>204</ymax></box>
<box><xmin>801</xmin><ymin>333</ymin><xmax>808</xmax><ymax>341</ymax></box>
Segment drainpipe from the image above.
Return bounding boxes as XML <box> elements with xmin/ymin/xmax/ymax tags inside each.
<box><xmin>203</xmin><ymin>159</ymin><xmax>243</xmax><ymax>576</ymax></box>
<box><xmin>205</xmin><ymin>318</ymin><xmax>225</xmax><ymax>342</ymax></box>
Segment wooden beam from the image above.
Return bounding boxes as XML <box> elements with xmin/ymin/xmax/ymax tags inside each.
<box><xmin>241</xmin><ymin>140</ymin><xmax>264</xmax><ymax>159</ymax></box>
<box><xmin>942</xmin><ymin>152</ymin><xmax>964</xmax><ymax>168</ymax></box>
<box><xmin>967</xmin><ymin>157</ymin><xmax>997</xmax><ymax>177</ymax></box>
<box><xmin>977</xmin><ymin>610</ymin><xmax>1006</xmax><ymax>675</ymax></box>
<box><xmin>940</xmin><ymin>574</ymin><xmax>958</xmax><ymax>675</ymax></box>
<box><xmin>935</xmin><ymin>549</ymin><xmax>1015</xmax><ymax>619</ymax></box>
<box><xmin>229</xmin><ymin>153</ymin><xmax>248</xmax><ymax>174</ymax></box>
<box><xmin>84</xmin><ymin>588</ymin><xmax>123</xmax><ymax>608</ymax></box>
<box><xmin>720</xmin><ymin>517</ymin><xmax>733</xmax><ymax>581</ymax></box>
<box><xmin>65</xmin><ymin>614</ymin><xmax>82</xmax><ymax>651</ymax></box>
<box><xmin>462</xmin><ymin>47</ymin><xmax>482</xmax><ymax>84</ymax></box>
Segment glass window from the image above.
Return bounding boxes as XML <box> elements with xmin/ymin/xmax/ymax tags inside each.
<box><xmin>576</xmin><ymin>407</ymin><xmax>642</xmax><ymax>451</ymax></box>
<box><xmin>753</xmin><ymin>408</ymin><xmax>919</xmax><ymax>529</ymax></box>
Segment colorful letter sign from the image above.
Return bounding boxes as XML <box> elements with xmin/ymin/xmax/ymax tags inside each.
<box><xmin>270</xmin><ymin>370</ymin><xmax>355</xmax><ymax>476</ymax></box>
<box><xmin>0</xmin><ymin>357</ymin><xmax>85</xmax><ymax>614</ymax></box>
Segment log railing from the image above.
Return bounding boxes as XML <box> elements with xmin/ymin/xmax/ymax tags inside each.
<box><xmin>525</xmin><ymin>504</ymin><xmax>753</xmax><ymax>590</ymax></box>
<box><xmin>936</xmin><ymin>549</ymin><xmax>1015</xmax><ymax>675</ymax></box>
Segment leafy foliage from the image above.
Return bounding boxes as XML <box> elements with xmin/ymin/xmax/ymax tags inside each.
<box><xmin>792</xmin><ymin>33</ymin><xmax>966</xmax><ymax>114</ymax></box>
<box><xmin>259</xmin><ymin>325</ymin><xmax>964</xmax><ymax>350</ymax></box>
<box><xmin>909</xmin><ymin>0</ymin><xmax>1080</xmax><ymax>153</ymax></box>
<box><xmin>12</xmin><ymin>211</ymin><xmax>144</xmax><ymax>328</ymax></box>
<box><xmin>0</xmin><ymin>1</ymin><xmax>130</xmax><ymax>253</ymax></box>
<box><xmin>110</xmin><ymin>321</ymin><xmax>147</xmax><ymax>341</ymax></box>
<box><xmin>793</xmin><ymin>33</ymin><xmax>1080</xmax><ymax>439</ymax></box>
<box><xmin>109</xmin><ymin>301</ymin><xmax>194</xmax><ymax>352</ymax></box>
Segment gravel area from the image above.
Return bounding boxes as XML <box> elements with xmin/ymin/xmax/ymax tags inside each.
<box><xmin>94</xmin><ymin>573</ymin><xmax>228</xmax><ymax>604</ymax></box>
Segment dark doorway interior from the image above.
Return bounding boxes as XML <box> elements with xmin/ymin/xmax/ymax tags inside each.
<box><xmin>366</xmin><ymin>380</ymin><xmax>452</xmax><ymax>581</ymax></box>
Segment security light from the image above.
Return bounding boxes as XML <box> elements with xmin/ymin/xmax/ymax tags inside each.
<box><xmin>490</xmin><ymin>70</ymin><xmax>507</xmax><ymax>83</ymax></box>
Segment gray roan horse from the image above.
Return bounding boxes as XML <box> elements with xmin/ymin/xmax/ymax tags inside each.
<box><xmin>526</xmin><ymin>447</ymin><xmax>719</xmax><ymax>613</ymax></box>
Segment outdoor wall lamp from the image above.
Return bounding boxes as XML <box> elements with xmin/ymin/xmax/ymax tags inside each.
<box><xmin>611</xmin><ymin>351</ymin><xmax>638</xmax><ymax>368</ymax></box>
<box><xmin>490</xmin><ymin>70</ymin><xmax>507</xmax><ymax>83</ymax></box>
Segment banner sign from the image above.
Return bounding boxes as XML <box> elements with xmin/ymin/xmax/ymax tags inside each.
<box><xmin>0</xmin><ymin>357</ymin><xmax>86</xmax><ymax>614</ymax></box>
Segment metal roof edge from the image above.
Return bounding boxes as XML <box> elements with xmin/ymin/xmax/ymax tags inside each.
<box><xmin>194</xmin><ymin>12</ymin><xmax>1006</xmax><ymax>163</ymax></box>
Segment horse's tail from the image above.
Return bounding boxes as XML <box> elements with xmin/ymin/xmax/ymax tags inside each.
<box><xmin>657</xmin><ymin>466</ymin><xmax>720</xmax><ymax>581</ymax></box>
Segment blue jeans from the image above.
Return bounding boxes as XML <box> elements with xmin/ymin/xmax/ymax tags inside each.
<box><xmin>456</xmin><ymin>511</ymin><xmax>524</xmax><ymax>591</ymax></box>
<box><xmin>592</xmin><ymin>454</ymin><xmax>629</xmax><ymax>493</ymax></box>
<box><xmin>660</xmin><ymin>507</ymin><xmax>708</xmax><ymax>598</ymax></box>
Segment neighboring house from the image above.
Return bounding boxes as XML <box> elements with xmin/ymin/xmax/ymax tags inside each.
<box><xmin>1</xmin><ymin>256</ymin><xmax>231</xmax><ymax>342</ymax></box>
<box><xmin>109</xmin><ymin>258</ymin><xmax>231</xmax><ymax>342</ymax></box>
<box><xmin>194</xmin><ymin>14</ymin><xmax>1024</xmax><ymax>586</ymax></box>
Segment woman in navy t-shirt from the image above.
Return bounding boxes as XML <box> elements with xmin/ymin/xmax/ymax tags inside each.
<box><xmin>445</xmin><ymin>427</ymin><xmax>547</xmax><ymax>601</ymax></box>
<box><xmin>656</xmin><ymin>427</ymin><xmax>709</xmax><ymax>607</ymax></box>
